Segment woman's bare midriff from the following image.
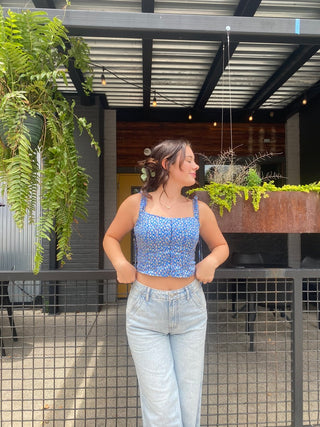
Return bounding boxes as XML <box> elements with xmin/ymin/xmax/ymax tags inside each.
<box><xmin>136</xmin><ymin>271</ymin><xmax>196</xmax><ymax>291</ymax></box>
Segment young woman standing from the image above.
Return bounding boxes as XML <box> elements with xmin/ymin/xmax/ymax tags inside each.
<box><xmin>103</xmin><ymin>139</ymin><xmax>229</xmax><ymax>426</ymax></box>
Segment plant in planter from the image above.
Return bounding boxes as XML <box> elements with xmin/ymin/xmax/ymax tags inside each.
<box><xmin>193</xmin><ymin>149</ymin><xmax>284</xmax><ymax>213</ymax></box>
<box><xmin>189</xmin><ymin>149</ymin><xmax>320</xmax><ymax>233</ymax></box>
<box><xmin>0</xmin><ymin>8</ymin><xmax>100</xmax><ymax>272</ymax></box>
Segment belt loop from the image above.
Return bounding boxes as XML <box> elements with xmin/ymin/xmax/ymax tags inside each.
<box><xmin>145</xmin><ymin>287</ymin><xmax>151</xmax><ymax>302</ymax></box>
<box><xmin>185</xmin><ymin>286</ymin><xmax>190</xmax><ymax>300</ymax></box>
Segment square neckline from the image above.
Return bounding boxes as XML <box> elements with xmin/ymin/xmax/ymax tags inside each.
<box><xmin>140</xmin><ymin>194</ymin><xmax>199</xmax><ymax>220</ymax></box>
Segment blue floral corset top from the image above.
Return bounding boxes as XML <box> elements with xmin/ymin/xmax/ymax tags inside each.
<box><xmin>134</xmin><ymin>195</ymin><xmax>200</xmax><ymax>278</ymax></box>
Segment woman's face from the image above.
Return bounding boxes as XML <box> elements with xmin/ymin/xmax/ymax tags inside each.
<box><xmin>168</xmin><ymin>145</ymin><xmax>199</xmax><ymax>187</ymax></box>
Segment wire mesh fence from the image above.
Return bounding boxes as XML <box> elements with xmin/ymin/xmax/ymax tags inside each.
<box><xmin>0</xmin><ymin>269</ymin><xmax>319</xmax><ymax>426</ymax></box>
<box><xmin>203</xmin><ymin>277</ymin><xmax>293</xmax><ymax>426</ymax></box>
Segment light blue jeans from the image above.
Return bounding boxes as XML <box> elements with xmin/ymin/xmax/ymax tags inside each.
<box><xmin>126</xmin><ymin>279</ymin><xmax>207</xmax><ymax>427</ymax></box>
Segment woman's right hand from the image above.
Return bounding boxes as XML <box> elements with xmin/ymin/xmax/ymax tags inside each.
<box><xmin>115</xmin><ymin>260</ymin><xmax>137</xmax><ymax>283</ymax></box>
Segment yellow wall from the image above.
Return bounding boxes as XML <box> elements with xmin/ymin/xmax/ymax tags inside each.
<box><xmin>117</xmin><ymin>173</ymin><xmax>141</xmax><ymax>297</ymax></box>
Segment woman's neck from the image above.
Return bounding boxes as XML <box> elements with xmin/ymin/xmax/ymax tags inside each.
<box><xmin>153</xmin><ymin>186</ymin><xmax>184</xmax><ymax>210</ymax></box>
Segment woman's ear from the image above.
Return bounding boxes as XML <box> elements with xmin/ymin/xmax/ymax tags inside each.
<box><xmin>161</xmin><ymin>158</ymin><xmax>168</xmax><ymax>170</ymax></box>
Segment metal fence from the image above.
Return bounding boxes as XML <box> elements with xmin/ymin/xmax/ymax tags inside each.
<box><xmin>0</xmin><ymin>269</ymin><xmax>319</xmax><ymax>426</ymax></box>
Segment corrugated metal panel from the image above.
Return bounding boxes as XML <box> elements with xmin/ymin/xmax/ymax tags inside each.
<box><xmin>262</xmin><ymin>48</ymin><xmax>320</xmax><ymax>108</ymax></box>
<box><xmin>1</xmin><ymin>0</ymin><xmax>320</xmax><ymax>112</ymax></box>
<box><xmin>155</xmin><ymin>0</ymin><xmax>239</xmax><ymax>15</ymax></box>
<box><xmin>151</xmin><ymin>39</ymin><xmax>220</xmax><ymax>108</ymax></box>
<box><xmin>0</xmin><ymin>196</ymin><xmax>38</xmax><ymax>271</ymax></box>
<box><xmin>42</xmin><ymin>0</ymin><xmax>142</xmax><ymax>12</ymax></box>
<box><xmin>89</xmin><ymin>38</ymin><xmax>143</xmax><ymax>107</ymax></box>
<box><xmin>206</xmin><ymin>42</ymin><xmax>297</xmax><ymax>109</ymax></box>
<box><xmin>256</xmin><ymin>0</ymin><xmax>320</xmax><ymax>19</ymax></box>
<box><xmin>1</xmin><ymin>0</ymin><xmax>140</xmax><ymax>11</ymax></box>
<box><xmin>0</xmin><ymin>193</ymin><xmax>41</xmax><ymax>302</ymax></box>
<box><xmin>0</xmin><ymin>1</ymin><xmax>25</xmax><ymax>5</ymax></box>
<box><xmin>56</xmin><ymin>37</ymin><xmax>143</xmax><ymax>107</ymax></box>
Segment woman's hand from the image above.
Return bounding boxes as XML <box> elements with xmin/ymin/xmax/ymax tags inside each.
<box><xmin>195</xmin><ymin>257</ymin><xmax>217</xmax><ymax>284</ymax></box>
<box><xmin>115</xmin><ymin>259</ymin><xmax>137</xmax><ymax>284</ymax></box>
<box><xmin>103</xmin><ymin>194</ymin><xmax>140</xmax><ymax>284</ymax></box>
<box><xmin>196</xmin><ymin>201</ymin><xmax>230</xmax><ymax>284</ymax></box>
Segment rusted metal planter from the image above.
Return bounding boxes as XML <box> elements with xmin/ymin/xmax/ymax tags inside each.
<box><xmin>196</xmin><ymin>190</ymin><xmax>320</xmax><ymax>233</ymax></box>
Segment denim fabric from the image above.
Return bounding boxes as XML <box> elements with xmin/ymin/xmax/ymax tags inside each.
<box><xmin>126</xmin><ymin>279</ymin><xmax>207</xmax><ymax>427</ymax></box>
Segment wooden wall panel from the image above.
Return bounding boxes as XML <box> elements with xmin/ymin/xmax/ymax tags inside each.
<box><xmin>117</xmin><ymin>121</ymin><xmax>285</xmax><ymax>168</ymax></box>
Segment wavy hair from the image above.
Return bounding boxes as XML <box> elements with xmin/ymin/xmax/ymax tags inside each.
<box><xmin>138</xmin><ymin>139</ymin><xmax>191</xmax><ymax>196</ymax></box>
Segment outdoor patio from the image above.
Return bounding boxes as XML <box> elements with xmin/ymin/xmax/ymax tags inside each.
<box><xmin>1</xmin><ymin>270</ymin><xmax>320</xmax><ymax>426</ymax></box>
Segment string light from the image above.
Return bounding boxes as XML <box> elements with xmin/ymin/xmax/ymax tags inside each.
<box><xmin>101</xmin><ymin>67</ymin><xmax>106</xmax><ymax>86</ymax></box>
<box><xmin>94</xmin><ymin>62</ymin><xmax>190</xmax><ymax>108</ymax></box>
<box><xmin>152</xmin><ymin>91</ymin><xmax>157</xmax><ymax>107</ymax></box>
<box><xmin>96</xmin><ymin>60</ymin><xmax>315</xmax><ymax>114</ymax></box>
<box><xmin>213</xmin><ymin>121</ymin><xmax>217</xmax><ymax>127</ymax></box>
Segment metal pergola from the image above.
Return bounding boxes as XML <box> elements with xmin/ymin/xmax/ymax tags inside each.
<box><xmin>2</xmin><ymin>0</ymin><xmax>320</xmax><ymax>122</ymax></box>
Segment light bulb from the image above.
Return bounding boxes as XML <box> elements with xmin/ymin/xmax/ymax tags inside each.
<box><xmin>152</xmin><ymin>92</ymin><xmax>157</xmax><ymax>107</ymax></box>
<box><xmin>101</xmin><ymin>67</ymin><xmax>106</xmax><ymax>86</ymax></box>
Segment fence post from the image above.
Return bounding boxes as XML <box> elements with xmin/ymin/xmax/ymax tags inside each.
<box><xmin>291</xmin><ymin>270</ymin><xmax>303</xmax><ymax>427</ymax></box>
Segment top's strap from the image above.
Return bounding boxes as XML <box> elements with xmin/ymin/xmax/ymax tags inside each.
<box><xmin>140</xmin><ymin>194</ymin><xmax>147</xmax><ymax>212</ymax></box>
<box><xmin>193</xmin><ymin>196</ymin><xmax>199</xmax><ymax>220</ymax></box>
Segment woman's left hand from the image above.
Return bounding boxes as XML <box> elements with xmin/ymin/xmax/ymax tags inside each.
<box><xmin>195</xmin><ymin>258</ymin><xmax>217</xmax><ymax>284</ymax></box>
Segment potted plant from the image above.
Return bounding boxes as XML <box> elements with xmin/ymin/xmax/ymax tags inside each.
<box><xmin>0</xmin><ymin>8</ymin><xmax>100</xmax><ymax>272</ymax></box>
<box><xmin>189</xmin><ymin>149</ymin><xmax>320</xmax><ymax>233</ymax></box>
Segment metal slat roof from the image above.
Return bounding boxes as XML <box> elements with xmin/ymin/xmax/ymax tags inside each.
<box><xmin>1</xmin><ymin>0</ymin><xmax>320</xmax><ymax>118</ymax></box>
<box><xmin>151</xmin><ymin>40</ymin><xmax>220</xmax><ymax>108</ymax></box>
<box><xmin>206</xmin><ymin>43</ymin><xmax>298</xmax><ymax>109</ymax></box>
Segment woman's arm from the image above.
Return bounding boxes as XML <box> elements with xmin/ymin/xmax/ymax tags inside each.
<box><xmin>195</xmin><ymin>201</ymin><xmax>229</xmax><ymax>284</ymax></box>
<box><xmin>103</xmin><ymin>193</ymin><xmax>140</xmax><ymax>283</ymax></box>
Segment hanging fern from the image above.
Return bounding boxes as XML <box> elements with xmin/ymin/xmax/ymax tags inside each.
<box><xmin>0</xmin><ymin>8</ymin><xmax>100</xmax><ymax>273</ymax></box>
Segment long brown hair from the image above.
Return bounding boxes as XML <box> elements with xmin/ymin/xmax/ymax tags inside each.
<box><xmin>138</xmin><ymin>139</ymin><xmax>190</xmax><ymax>195</ymax></box>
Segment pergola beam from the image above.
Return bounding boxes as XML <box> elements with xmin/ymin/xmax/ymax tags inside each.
<box><xmin>194</xmin><ymin>0</ymin><xmax>262</xmax><ymax>110</ymax></box>
<box><xmin>29</xmin><ymin>4</ymin><xmax>96</xmax><ymax>103</ymax></box>
<box><xmin>142</xmin><ymin>0</ymin><xmax>154</xmax><ymax>109</ymax></box>
<box><xmin>67</xmin><ymin>58</ymin><xmax>95</xmax><ymax>105</ymax></box>
<box><xmin>284</xmin><ymin>79</ymin><xmax>320</xmax><ymax>118</ymax></box>
<box><xmin>3</xmin><ymin>8</ymin><xmax>320</xmax><ymax>45</ymax></box>
<box><xmin>245</xmin><ymin>45</ymin><xmax>320</xmax><ymax>111</ymax></box>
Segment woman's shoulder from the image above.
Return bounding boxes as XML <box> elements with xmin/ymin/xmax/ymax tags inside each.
<box><xmin>121</xmin><ymin>192</ymin><xmax>142</xmax><ymax>209</ymax></box>
<box><xmin>188</xmin><ymin>195</ymin><xmax>205</xmax><ymax>208</ymax></box>
<box><xmin>116</xmin><ymin>193</ymin><xmax>143</xmax><ymax>225</ymax></box>
<box><xmin>197</xmin><ymin>199</ymin><xmax>217</xmax><ymax>219</ymax></box>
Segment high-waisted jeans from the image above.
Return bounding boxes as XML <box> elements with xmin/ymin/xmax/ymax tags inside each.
<box><xmin>126</xmin><ymin>279</ymin><xmax>207</xmax><ymax>427</ymax></box>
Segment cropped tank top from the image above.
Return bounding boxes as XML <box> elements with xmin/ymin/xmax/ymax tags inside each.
<box><xmin>134</xmin><ymin>195</ymin><xmax>200</xmax><ymax>278</ymax></box>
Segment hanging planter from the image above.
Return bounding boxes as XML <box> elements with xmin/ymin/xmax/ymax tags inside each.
<box><xmin>0</xmin><ymin>112</ymin><xmax>44</xmax><ymax>150</ymax></box>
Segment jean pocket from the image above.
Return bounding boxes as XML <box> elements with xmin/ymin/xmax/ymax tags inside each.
<box><xmin>126</xmin><ymin>289</ymin><xmax>145</xmax><ymax>317</ymax></box>
<box><xmin>190</xmin><ymin>286</ymin><xmax>207</xmax><ymax>311</ymax></box>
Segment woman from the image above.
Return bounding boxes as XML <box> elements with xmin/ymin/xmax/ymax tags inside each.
<box><xmin>103</xmin><ymin>139</ymin><xmax>229</xmax><ymax>426</ymax></box>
